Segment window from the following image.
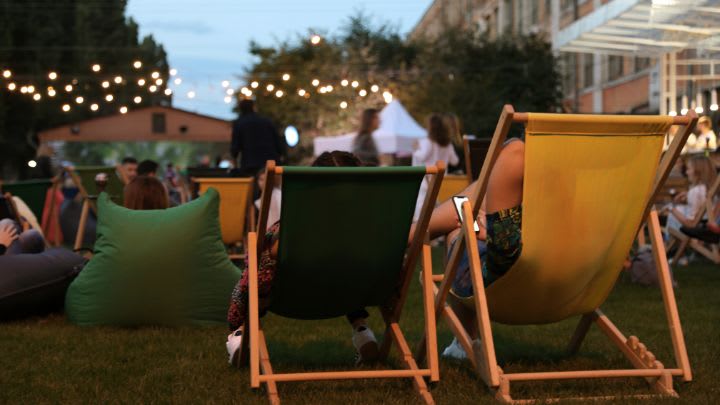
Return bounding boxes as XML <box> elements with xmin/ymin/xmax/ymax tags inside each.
<box><xmin>608</xmin><ymin>55</ymin><xmax>624</xmax><ymax>81</ymax></box>
<box><xmin>563</xmin><ymin>53</ymin><xmax>577</xmax><ymax>93</ymax></box>
<box><xmin>530</xmin><ymin>0</ymin><xmax>539</xmax><ymax>25</ymax></box>
<box><xmin>583</xmin><ymin>54</ymin><xmax>594</xmax><ymax>88</ymax></box>
<box><xmin>635</xmin><ymin>57</ymin><xmax>651</xmax><ymax>72</ymax></box>
<box><xmin>152</xmin><ymin>113</ymin><xmax>166</xmax><ymax>134</ymax></box>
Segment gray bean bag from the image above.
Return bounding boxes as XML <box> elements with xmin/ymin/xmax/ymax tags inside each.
<box><xmin>0</xmin><ymin>248</ymin><xmax>85</xmax><ymax>320</ymax></box>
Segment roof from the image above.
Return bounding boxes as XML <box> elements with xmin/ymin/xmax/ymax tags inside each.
<box><xmin>38</xmin><ymin>105</ymin><xmax>232</xmax><ymax>143</ymax></box>
<box><xmin>554</xmin><ymin>0</ymin><xmax>720</xmax><ymax>56</ymax></box>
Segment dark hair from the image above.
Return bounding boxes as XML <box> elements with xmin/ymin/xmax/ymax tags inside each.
<box><xmin>428</xmin><ymin>113</ymin><xmax>451</xmax><ymax>146</ymax></box>
<box><xmin>137</xmin><ymin>160</ymin><xmax>159</xmax><ymax>176</ymax></box>
<box><xmin>123</xmin><ymin>176</ymin><xmax>169</xmax><ymax>210</ymax></box>
<box><xmin>312</xmin><ymin>151</ymin><xmax>363</xmax><ymax>167</ymax></box>
<box><xmin>121</xmin><ymin>157</ymin><xmax>137</xmax><ymax>165</ymax></box>
<box><xmin>239</xmin><ymin>99</ymin><xmax>255</xmax><ymax>115</ymax></box>
<box><xmin>358</xmin><ymin>108</ymin><xmax>379</xmax><ymax>136</ymax></box>
<box><xmin>443</xmin><ymin>113</ymin><xmax>462</xmax><ymax>144</ymax></box>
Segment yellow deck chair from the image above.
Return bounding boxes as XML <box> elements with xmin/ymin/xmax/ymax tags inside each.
<box><xmin>194</xmin><ymin>177</ymin><xmax>254</xmax><ymax>259</ymax></box>
<box><xmin>437</xmin><ymin>174</ymin><xmax>470</xmax><ymax>203</ymax></box>
<box><xmin>666</xmin><ymin>174</ymin><xmax>720</xmax><ymax>264</ymax></box>
<box><xmin>416</xmin><ymin>105</ymin><xmax>696</xmax><ymax>403</ymax></box>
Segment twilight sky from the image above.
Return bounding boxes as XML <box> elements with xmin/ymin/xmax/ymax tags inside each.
<box><xmin>126</xmin><ymin>0</ymin><xmax>432</xmax><ymax>119</ymax></box>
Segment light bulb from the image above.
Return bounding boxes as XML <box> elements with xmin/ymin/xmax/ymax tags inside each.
<box><xmin>250</xmin><ymin>81</ymin><xmax>259</xmax><ymax>88</ymax></box>
<box><xmin>2</xmin><ymin>70</ymin><xmax>11</xmax><ymax>78</ymax></box>
<box><xmin>222</xmin><ymin>80</ymin><xmax>230</xmax><ymax>88</ymax></box>
<box><xmin>275</xmin><ymin>90</ymin><xmax>284</xmax><ymax>98</ymax></box>
<box><xmin>310</xmin><ymin>34</ymin><xmax>321</xmax><ymax>45</ymax></box>
<box><xmin>312</xmin><ymin>79</ymin><xmax>319</xmax><ymax>87</ymax></box>
<box><xmin>341</xmin><ymin>79</ymin><xmax>349</xmax><ymax>87</ymax></box>
<box><xmin>114</xmin><ymin>76</ymin><xmax>122</xmax><ymax>84</ymax></box>
<box><xmin>151</xmin><ymin>72</ymin><xmax>160</xmax><ymax>79</ymax></box>
<box><xmin>133</xmin><ymin>60</ymin><xmax>142</xmax><ymax>69</ymax></box>
<box><xmin>90</xmin><ymin>103</ymin><xmax>99</xmax><ymax>111</ymax></box>
<box><xmin>138</xmin><ymin>79</ymin><xmax>146</xmax><ymax>86</ymax></box>
<box><xmin>340</xmin><ymin>101</ymin><xmax>348</xmax><ymax>109</ymax></box>
<box><xmin>105</xmin><ymin>94</ymin><xmax>114</xmax><ymax>102</ymax></box>
<box><xmin>164</xmin><ymin>88</ymin><xmax>172</xmax><ymax>96</ymax></box>
<box><xmin>266</xmin><ymin>84</ymin><xmax>274</xmax><ymax>91</ymax></box>
<box><xmin>33</xmin><ymin>93</ymin><xmax>41</xmax><ymax>101</ymax></box>
<box><xmin>91</xmin><ymin>64</ymin><xmax>101</xmax><ymax>72</ymax></box>
<box><xmin>351</xmin><ymin>81</ymin><xmax>359</xmax><ymax>88</ymax></box>
<box><xmin>298</xmin><ymin>89</ymin><xmax>306</xmax><ymax>96</ymax></box>
<box><xmin>282</xmin><ymin>73</ymin><xmax>290</xmax><ymax>81</ymax></box>
<box><xmin>119</xmin><ymin>106</ymin><xmax>128</xmax><ymax>114</ymax></box>
<box><xmin>169</xmin><ymin>68</ymin><xmax>177</xmax><ymax>76</ymax></box>
<box><xmin>48</xmin><ymin>72</ymin><xmax>57</xmax><ymax>80</ymax></box>
<box><xmin>62</xmin><ymin>104</ymin><xmax>70</xmax><ymax>112</ymax></box>
<box><xmin>102</xmin><ymin>81</ymin><xmax>110</xmax><ymax>88</ymax></box>
<box><xmin>134</xmin><ymin>96</ymin><xmax>142</xmax><ymax>104</ymax></box>
<box><xmin>359</xmin><ymin>89</ymin><xmax>367</xmax><ymax>97</ymax></box>
<box><xmin>149</xmin><ymin>85</ymin><xmax>157</xmax><ymax>92</ymax></box>
<box><xmin>174</xmin><ymin>78</ymin><xmax>182</xmax><ymax>85</ymax></box>
<box><xmin>187</xmin><ymin>91</ymin><xmax>196</xmax><ymax>99</ymax></box>
<box><xmin>371</xmin><ymin>85</ymin><xmax>379</xmax><ymax>93</ymax></box>
<box><xmin>75</xmin><ymin>96</ymin><xmax>84</xmax><ymax>104</ymax></box>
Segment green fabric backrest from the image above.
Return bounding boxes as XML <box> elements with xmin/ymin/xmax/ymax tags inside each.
<box><xmin>2</xmin><ymin>179</ymin><xmax>52</xmax><ymax>220</ymax></box>
<box><xmin>73</xmin><ymin>166</ymin><xmax>125</xmax><ymax>205</ymax></box>
<box><xmin>65</xmin><ymin>188</ymin><xmax>241</xmax><ymax>326</ymax></box>
<box><xmin>271</xmin><ymin>166</ymin><xmax>425</xmax><ymax>319</ymax></box>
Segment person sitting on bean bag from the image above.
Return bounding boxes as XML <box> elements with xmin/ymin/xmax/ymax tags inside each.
<box><xmin>0</xmin><ymin>218</ymin><xmax>45</xmax><ymax>256</ymax></box>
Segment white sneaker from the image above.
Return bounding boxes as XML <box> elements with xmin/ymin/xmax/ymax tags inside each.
<box><xmin>226</xmin><ymin>328</ymin><xmax>243</xmax><ymax>367</ymax></box>
<box><xmin>442</xmin><ymin>338</ymin><xmax>468</xmax><ymax>360</ymax></box>
<box><xmin>678</xmin><ymin>256</ymin><xmax>689</xmax><ymax>266</ymax></box>
<box><xmin>352</xmin><ymin>326</ymin><xmax>379</xmax><ymax>365</ymax></box>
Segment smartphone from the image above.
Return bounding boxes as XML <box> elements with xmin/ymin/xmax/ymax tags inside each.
<box><xmin>452</xmin><ymin>196</ymin><xmax>480</xmax><ymax>232</ymax></box>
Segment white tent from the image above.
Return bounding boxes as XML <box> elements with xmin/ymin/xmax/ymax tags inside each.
<box><xmin>313</xmin><ymin>100</ymin><xmax>427</xmax><ymax>156</ymax></box>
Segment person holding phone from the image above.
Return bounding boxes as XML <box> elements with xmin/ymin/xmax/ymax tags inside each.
<box><xmin>413</xmin><ymin>138</ymin><xmax>525</xmax><ymax>359</ymax></box>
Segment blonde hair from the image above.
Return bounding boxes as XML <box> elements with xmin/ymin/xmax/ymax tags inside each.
<box><xmin>688</xmin><ymin>155</ymin><xmax>716</xmax><ymax>190</ymax></box>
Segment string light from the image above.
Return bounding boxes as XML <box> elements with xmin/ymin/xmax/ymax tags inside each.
<box><xmin>371</xmin><ymin>85</ymin><xmax>379</xmax><ymax>93</ymax></box>
<box><xmin>7</xmin><ymin>82</ymin><xmax>16</xmax><ymax>91</ymax></box>
<box><xmin>382</xmin><ymin>91</ymin><xmax>393</xmax><ymax>104</ymax></box>
<box><xmin>224</xmin><ymin>96</ymin><xmax>232</xmax><ymax>103</ymax></box>
<box><xmin>133</xmin><ymin>60</ymin><xmax>142</xmax><ymax>69</ymax></box>
<box><xmin>310</xmin><ymin>34</ymin><xmax>322</xmax><ymax>45</ymax></box>
<box><xmin>359</xmin><ymin>89</ymin><xmax>367</xmax><ymax>97</ymax></box>
<box><xmin>340</xmin><ymin>101</ymin><xmax>348</xmax><ymax>109</ymax></box>
<box><xmin>155</xmin><ymin>78</ymin><xmax>163</xmax><ymax>86</ymax></box>
<box><xmin>119</xmin><ymin>106</ymin><xmax>128</xmax><ymax>114</ymax></box>
<box><xmin>169</xmin><ymin>68</ymin><xmax>177</xmax><ymax>76</ymax></box>
<box><xmin>174</xmin><ymin>78</ymin><xmax>182</xmax><ymax>85</ymax></box>
<box><xmin>138</xmin><ymin>79</ymin><xmax>146</xmax><ymax>86</ymax></box>
<box><xmin>164</xmin><ymin>88</ymin><xmax>173</xmax><ymax>96</ymax></box>
<box><xmin>221</xmin><ymin>80</ymin><xmax>230</xmax><ymax>88</ymax></box>
<box><xmin>251</xmin><ymin>81</ymin><xmax>259</xmax><ymax>89</ymax></box>
<box><xmin>75</xmin><ymin>96</ymin><xmax>84</xmax><ymax>104</ymax></box>
<box><xmin>326</xmin><ymin>85</ymin><xmax>333</xmax><ymax>92</ymax></box>
<box><xmin>151</xmin><ymin>72</ymin><xmax>160</xmax><ymax>79</ymax></box>
<box><xmin>91</xmin><ymin>64</ymin><xmax>101</xmax><ymax>72</ymax></box>
<box><xmin>20</xmin><ymin>86</ymin><xmax>28</xmax><ymax>94</ymax></box>
<box><xmin>90</xmin><ymin>103</ymin><xmax>99</xmax><ymax>111</ymax></box>
<box><xmin>101</xmin><ymin>81</ymin><xmax>110</xmax><ymax>88</ymax></box>
<box><xmin>149</xmin><ymin>85</ymin><xmax>157</xmax><ymax>92</ymax></box>
<box><xmin>113</xmin><ymin>76</ymin><xmax>122</xmax><ymax>84</ymax></box>
<box><xmin>47</xmin><ymin>87</ymin><xmax>56</xmax><ymax>97</ymax></box>
<box><xmin>187</xmin><ymin>91</ymin><xmax>196</xmax><ymax>99</ymax></box>
<box><xmin>282</xmin><ymin>73</ymin><xmax>290</xmax><ymax>81</ymax></box>
<box><xmin>65</xmin><ymin>84</ymin><xmax>73</xmax><ymax>92</ymax></box>
<box><xmin>28</xmin><ymin>160</ymin><xmax>37</xmax><ymax>168</ymax></box>
<box><xmin>298</xmin><ymin>89</ymin><xmax>306</xmax><ymax>96</ymax></box>
<box><xmin>133</xmin><ymin>96</ymin><xmax>142</xmax><ymax>104</ymax></box>
<box><xmin>341</xmin><ymin>79</ymin><xmax>349</xmax><ymax>87</ymax></box>
<box><xmin>27</xmin><ymin>85</ymin><xmax>35</xmax><ymax>93</ymax></box>
<box><xmin>226</xmin><ymin>88</ymin><xmax>234</xmax><ymax>95</ymax></box>
<box><xmin>62</xmin><ymin>104</ymin><xmax>70</xmax><ymax>112</ymax></box>
<box><xmin>669</xmin><ymin>110</ymin><xmax>677</xmax><ymax>116</ymax></box>
<box><xmin>33</xmin><ymin>93</ymin><xmax>41</xmax><ymax>101</ymax></box>
<box><xmin>48</xmin><ymin>72</ymin><xmax>57</xmax><ymax>80</ymax></box>
<box><xmin>351</xmin><ymin>81</ymin><xmax>359</xmax><ymax>88</ymax></box>
<box><xmin>312</xmin><ymin>79</ymin><xmax>320</xmax><ymax>87</ymax></box>
<box><xmin>105</xmin><ymin>94</ymin><xmax>114</xmax><ymax>102</ymax></box>
<box><xmin>2</xmin><ymin>70</ymin><xmax>11</xmax><ymax>78</ymax></box>
<box><xmin>275</xmin><ymin>90</ymin><xmax>284</xmax><ymax>98</ymax></box>
<box><xmin>266</xmin><ymin>84</ymin><xmax>275</xmax><ymax>91</ymax></box>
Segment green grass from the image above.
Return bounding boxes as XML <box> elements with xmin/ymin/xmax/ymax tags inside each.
<box><xmin>1</xmin><ymin>251</ymin><xmax>719</xmax><ymax>404</ymax></box>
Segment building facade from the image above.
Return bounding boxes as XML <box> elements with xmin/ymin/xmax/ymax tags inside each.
<box><xmin>409</xmin><ymin>0</ymin><xmax>658</xmax><ymax>114</ymax></box>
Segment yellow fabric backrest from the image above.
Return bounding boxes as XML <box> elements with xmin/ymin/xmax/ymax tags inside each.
<box><xmin>486</xmin><ymin>113</ymin><xmax>672</xmax><ymax>324</ymax></box>
<box><xmin>196</xmin><ymin>178</ymin><xmax>253</xmax><ymax>245</ymax></box>
<box><xmin>438</xmin><ymin>175</ymin><xmax>471</xmax><ymax>203</ymax></box>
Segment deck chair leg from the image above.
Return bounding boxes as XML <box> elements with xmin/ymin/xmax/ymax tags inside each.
<box><xmin>419</xmin><ymin>241</ymin><xmax>440</xmax><ymax>382</ymax></box>
<box><xmin>637</xmin><ymin>223</ymin><xmax>647</xmax><ymax>246</ymax></box>
<box><xmin>248</xmin><ymin>232</ymin><xmax>261</xmax><ymax>389</ymax></box>
<box><xmin>388</xmin><ymin>323</ymin><xmax>435</xmax><ymax>405</ymax></box>
<box><xmin>258</xmin><ymin>330</ymin><xmax>280</xmax><ymax>405</ymax></box>
<box><xmin>567</xmin><ymin>313</ymin><xmax>596</xmax><ymax>355</ymax></box>
<box><xmin>74</xmin><ymin>199</ymin><xmax>90</xmax><ymax>251</ymax></box>
<box><xmin>647</xmin><ymin>210</ymin><xmax>692</xmax><ymax>382</ymax></box>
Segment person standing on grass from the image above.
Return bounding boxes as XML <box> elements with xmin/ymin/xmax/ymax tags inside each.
<box><xmin>352</xmin><ymin>108</ymin><xmax>380</xmax><ymax>166</ymax></box>
<box><xmin>230</xmin><ymin>99</ymin><xmax>286</xmax><ymax>177</ymax></box>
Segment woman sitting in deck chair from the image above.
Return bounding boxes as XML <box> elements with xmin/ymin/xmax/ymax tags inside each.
<box><xmin>416</xmin><ymin>138</ymin><xmax>524</xmax><ymax>359</ymax></box>
<box><xmin>226</xmin><ymin>151</ymin><xmax>380</xmax><ymax>366</ymax></box>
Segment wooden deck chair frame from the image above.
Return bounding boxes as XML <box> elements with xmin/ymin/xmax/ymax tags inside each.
<box><xmin>666</xmin><ymin>174</ymin><xmax>720</xmax><ymax>264</ymax></box>
<box><xmin>415</xmin><ymin>105</ymin><xmax>696</xmax><ymax>403</ymax></box>
<box><xmin>1</xmin><ymin>191</ymin><xmax>24</xmax><ymax>227</ymax></box>
<box><xmin>192</xmin><ymin>177</ymin><xmax>255</xmax><ymax>260</ymax></box>
<box><xmin>463</xmin><ymin>135</ymin><xmax>492</xmax><ymax>183</ymax></box>
<box><xmin>240</xmin><ymin>160</ymin><xmax>444</xmax><ymax>405</ymax></box>
<box><xmin>67</xmin><ymin>165</ymin><xmax>128</xmax><ymax>251</ymax></box>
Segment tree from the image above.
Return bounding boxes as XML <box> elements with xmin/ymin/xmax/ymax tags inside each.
<box><xmin>0</xmin><ymin>0</ymin><xmax>170</xmax><ymax>178</ymax></box>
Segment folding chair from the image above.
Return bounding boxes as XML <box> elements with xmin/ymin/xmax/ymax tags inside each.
<box><xmin>463</xmin><ymin>135</ymin><xmax>492</xmax><ymax>182</ymax></box>
<box><xmin>193</xmin><ymin>177</ymin><xmax>255</xmax><ymax>260</ymax></box>
<box><xmin>0</xmin><ymin>179</ymin><xmax>53</xmax><ymax>223</ymax></box>
<box><xmin>416</xmin><ymin>105</ymin><xmax>696</xmax><ymax>402</ymax></box>
<box><xmin>666</xmin><ymin>174</ymin><xmax>720</xmax><ymax>264</ymax></box>
<box><xmin>242</xmin><ymin>161</ymin><xmax>444</xmax><ymax>405</ymax></box>
<box><xmin>437</xmin><ymin>174</ymin><xmax>470</xmax><ymax>203</ymax></box>
<box><xmin>67</xmin><ymin>166</ymin><xmax>127</xmax><ymax>250</ymax></box>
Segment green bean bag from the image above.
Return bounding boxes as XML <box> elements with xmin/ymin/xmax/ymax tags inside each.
<box><xmin>65</xmin><ymin>188</ymin><xmax>241</xmax><ymax>326</ymax></box>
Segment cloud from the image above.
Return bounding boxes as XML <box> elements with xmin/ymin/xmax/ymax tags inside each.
<box><xmin>144</xmin><ymin>20</ymin><xmax>214</xmax><ymax>35</ymax></box>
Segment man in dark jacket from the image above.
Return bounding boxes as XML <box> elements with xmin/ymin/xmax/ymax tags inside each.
<box><xmin>231</xmin><ymin>99</ymin><xmax>285</xmax><ymax>175</ymax></box>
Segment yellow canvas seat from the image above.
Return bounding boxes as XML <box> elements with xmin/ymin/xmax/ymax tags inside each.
<box><xmin>194</xmin><ymin>177</ymin><xmax>254</xmax><ymax>259</ymax></box>
<box><xmin>417</xmin><ymin>105</ymin><xmax>696</xmax><ymax>403</ymax></box>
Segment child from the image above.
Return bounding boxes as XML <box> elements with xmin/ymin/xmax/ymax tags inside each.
<box><xmin>226</xmin><ymin>151</ymin><xmax>378</xmax><ymax>367</ymax></box>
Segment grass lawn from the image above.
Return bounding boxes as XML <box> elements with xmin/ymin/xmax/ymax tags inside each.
<box><xmin>1</xmin><ymin>250</ymin><xmax>718</xmax><ymax>404</ymax></box>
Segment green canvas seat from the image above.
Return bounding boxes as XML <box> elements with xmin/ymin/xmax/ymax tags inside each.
<box><xmin>243</xmin><ymin>162</ymin><xmax>444</xmax><ymax>405</ymax></box>
<box><xmin>1</xmin><ymin>179</ymin><xmax>52</xmax><ymax>221</ymax></box>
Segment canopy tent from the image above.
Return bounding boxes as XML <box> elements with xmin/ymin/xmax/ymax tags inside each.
<box><xmin>313</xmin><ymin>100</ymin><xmax>426</xmax><ymax>156</ymax></box>
<box><xmin>38</xmin><ymin>106</ymin><xmax>232</xmax><ymax>143</ymax></box>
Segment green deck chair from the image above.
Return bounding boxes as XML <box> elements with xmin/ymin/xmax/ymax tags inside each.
<box><xmin>0</xmin><ymin>179</ymin><xmax>53</xmax><ymax>222</ymax></box>
<box><xmin>243</xmin><ymin>161</ymin><xmax>444</xmax><ymax>405</ymax></box>
<box><xmin>67</xmin><ymin>166</ymin><xmax>127</xmax><ymax>250</ymax></box>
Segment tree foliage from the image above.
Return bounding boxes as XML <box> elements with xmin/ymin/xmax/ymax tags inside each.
<box><xmin>242</xmin><ymin>15</ymin><xmax>562</xmax><ymax>160</ymax></box>
<box><xmin>0</xmin><ymin>0</ymin><xmax>169</xmax><ymax>178</ymax></box>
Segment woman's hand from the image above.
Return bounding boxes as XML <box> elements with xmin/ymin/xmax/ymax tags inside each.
<box><xmin>0</xmin><ymin>223</ymin><xmax>18</xmax><ymax>248</ymax></box>
<box><xmin>673</xmin><ymin>191</ymin><xmax>687</xmax><ymax>204</ymax></box>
